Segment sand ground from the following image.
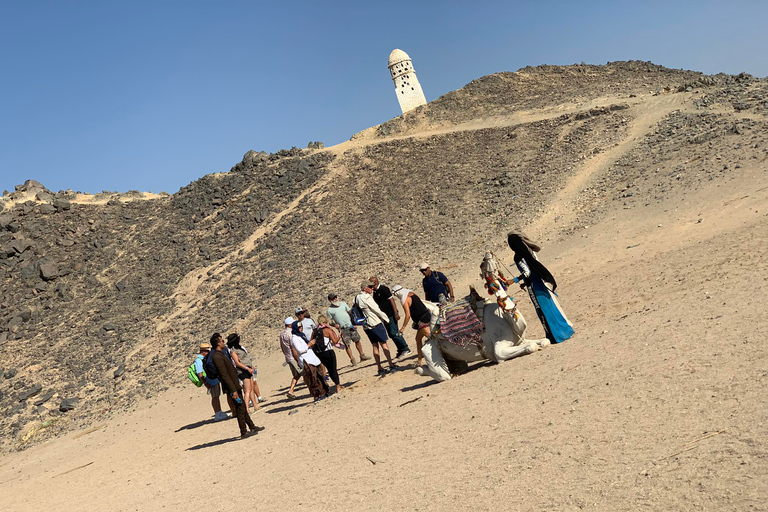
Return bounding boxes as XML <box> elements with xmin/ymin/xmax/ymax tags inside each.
<box><xmin>1</xmin><ymin>155</ymin><xmax>766</xmax><ymax>511</ymax></box>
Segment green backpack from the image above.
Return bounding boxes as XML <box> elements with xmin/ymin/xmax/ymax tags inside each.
<box><xmin>188</xmin><ymin>361</ymin><xmax>205</xmax><ymax>387</ymax></box>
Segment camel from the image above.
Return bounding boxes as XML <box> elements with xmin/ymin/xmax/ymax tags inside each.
<box><xmin>416</xmin><ymin>252</ymin><xmax>550</xmax><ymax>382</ymax></box>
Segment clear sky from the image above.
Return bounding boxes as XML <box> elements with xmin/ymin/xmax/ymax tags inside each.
<box><xmin>1</xmin><ymin>1</ymin><xmax>766</xmax><ymax>195</ymax></box>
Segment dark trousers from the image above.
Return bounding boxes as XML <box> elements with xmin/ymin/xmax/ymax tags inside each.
<box><xmin>386</xmin><ymin>315</ymin><xmax>409</xmax><ymax>354</ymax></box>
<box><xmin>305</xmin><ymin>364</ymin><xmax>329</xmax><ymax>399</ymax></box>
<box><xmin>317</xmin><ymin>350</ymin><xmax>340</xmax><ymax>386</ymax></box>
<box><xmin>232</xmin><ymin>395</ymin><xmax>256</xmax><ymax>436</ymax></box>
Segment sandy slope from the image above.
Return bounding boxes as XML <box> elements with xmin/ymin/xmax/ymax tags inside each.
<box><xmin>2</xmin><ymin>99</ymin><xmax>767</xmax><ymax>511</ymax></box>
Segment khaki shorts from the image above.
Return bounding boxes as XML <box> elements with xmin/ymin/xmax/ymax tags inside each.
<box><xmin>287</xmin><ymin>359</ymin><xmax>304</xmax><ymax>379</ymax></box>
<box><xmin>207</xmin><ymin>382</ymin><xmax>222</xmax><ymax>398</ymax></box>
<box><xmin>340</xmin><ymin>326</ymin><xmax>360</xmax><ymax>347</ymax></box>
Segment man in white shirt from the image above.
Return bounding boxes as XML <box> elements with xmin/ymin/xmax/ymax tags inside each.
<box><xmin>296</xmin><ymin>306</ymin><xmax>316</xmax><ymax>340</ymax></box>
<box><xmin>356</xmin><ymin>280</ymin><xmax>399</xmax><ymax>375</ymax></box>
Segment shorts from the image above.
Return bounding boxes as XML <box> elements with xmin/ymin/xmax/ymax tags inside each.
<box><xmin>364</xmin><ymin>323</ymin><xmax>389</xmax><ymax>345</ymax></box>
<box><xmin>287</xmin><ymin>359</ymin><xmax>303</xmax><ymax>379</ymax></box>
<box><xmin>340</xmin><ymin>326</ymin><xmax>360</xmax><ymax>346</ymax></box>
<box><xmin>207</xmin><ymin>382</ymin><xmax>222</xmax><ymax>398</ymax></box>
<box><xmin>237</xmin><ymin>368</ymin><xmax>251</xmax><ymax>381</ymax></box>
<box><xmin>412</xmin><ymin>311</ymin><xmax>432</xmax><ymax>331</ymax></box>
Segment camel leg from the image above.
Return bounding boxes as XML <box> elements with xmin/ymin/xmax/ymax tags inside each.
<box><xmin>494</xmin><ymin>340</ymin><xmax>538</xmax><ymax>361</ymax></box>
<box><xmin>419</xmin><ymin>338</ymin><xmax>451</xmax><ymax>382</ymax></box>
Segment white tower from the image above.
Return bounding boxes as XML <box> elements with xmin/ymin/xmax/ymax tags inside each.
<box><xmin>388</xmin><ymin>49</ymin><xmax>427</xmax><ymax>114</ymax></box>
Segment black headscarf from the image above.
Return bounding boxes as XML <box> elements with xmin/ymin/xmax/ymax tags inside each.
<box><xmin>507</xmin><ymin>231</ymin><xmax>557</xmax><ymax>291</ymax></box>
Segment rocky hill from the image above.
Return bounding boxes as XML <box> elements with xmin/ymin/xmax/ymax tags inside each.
<box><xmin>0</xmin><ymin>61</ymin><xmax>766</xmax><ymax>450</ymax></box>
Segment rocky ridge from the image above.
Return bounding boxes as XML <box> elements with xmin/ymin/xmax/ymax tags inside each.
<box><xmin>0</xmin><ymin>61</ymin><xmax>766</xmax><ymax>450</ymax></box>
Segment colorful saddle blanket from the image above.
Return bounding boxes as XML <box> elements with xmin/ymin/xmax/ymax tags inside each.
<box><xmin>438</xmin><ymin>298</ymin><xmax>484</xmax><ymax>348</ymax></box>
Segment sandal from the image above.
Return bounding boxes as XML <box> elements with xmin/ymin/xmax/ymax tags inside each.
<box><xmin>286</xmin><ymin>392</ymin><xmax>297</xmax><ymax>400</ymax></box>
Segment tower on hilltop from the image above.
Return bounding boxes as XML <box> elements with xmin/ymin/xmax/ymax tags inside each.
<box><xmin>388</xmin><ymin>49</ymin><xmax>427</xmax><ymax>114</ymax></box>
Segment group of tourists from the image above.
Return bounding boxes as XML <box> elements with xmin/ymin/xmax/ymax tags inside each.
<box><xmin>190</xmin><ymin>232</ymin><xmax>574</xmax><ymax>440</ymax></box>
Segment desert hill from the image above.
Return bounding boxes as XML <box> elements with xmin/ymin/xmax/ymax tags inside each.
<box><xmin>0</xmin><ymin>57</ymin><xmax>766</xmax><ymax>487</ymax></box>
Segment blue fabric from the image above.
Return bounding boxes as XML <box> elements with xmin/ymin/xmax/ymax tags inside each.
<box><xmin>422</xmin><ymin>271</ymin><xmax>449</xmax><ymax>302</ymax></box>
<box><xmin>292</xmin><ymin>321</ymin><xmax>310</xmax><ymax>343</ymax></box>
<box><xmin>364</xmin><ymin>323</ymin><xmax>389</xmax><ymax>344</ymax></box>
<box><xmin>530</xmin><ymin>275</ymin><xmax>574</xmax><ymax>343</ymax></box>
<box><xmin>194</xmin><ymin>354</ymin><xmax>219</xmax><ymax>385</ymax></box>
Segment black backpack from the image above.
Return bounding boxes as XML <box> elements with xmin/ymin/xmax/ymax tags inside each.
<box><xmin>203</xmin><ymin>351</ymin><xmax>219</xmax><ymax>381</ymax></box>
<box><xmin>311</xmin><ymin>327</ymin><xmax>330</xmax><ymax>355</ymax></box>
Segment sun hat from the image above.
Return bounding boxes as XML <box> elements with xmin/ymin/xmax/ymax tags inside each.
<box><xmin>391</xmin><ymin>284</ymin><xmax>403</xmax><ymax>294</ymax></box>
<box><xmin>360</xmin><ymin>280</ymin><xmax>374</xmax><ymax>290</ymax></box>
<box><xmin>199</xmin><ymin>342</ymin><xmax>212</xmax><ymax>350</ymax></box>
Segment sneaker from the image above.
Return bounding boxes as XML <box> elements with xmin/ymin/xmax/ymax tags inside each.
<box><xmin>249</xmin><ymin>426</ymin><xmax>265</xmax><ymax>434</ymax></box>
<box><xmin>314</xmin><ymin>395</ymin><xmax>327</xmax><ymax>402</ymax></box>
<box><xmin>390</xmin><ymin>364</ymin><xmax>401</xmax><ymax>372</ymax></box>
<box><xmin>377</xmin><ymin>368</ymin><xmax>389</xmax><ymax>376</ymax></box>
<box><xmin>241</xmin><ymin>431</ymin><xmax>254</xmax><ymax>439</ymax></box>
<box><xmin>360</xmin><ymin>354</ymin><xmax>372</xmax><ymax>361</ymax></box>
<box><xmin>214</xmin><ymin>411</ymin><xmax>230</xmax><ymax>421</ymax></box>
<box><xmin>257</xmin><ymin>396</ymin><xmax>267</xmax><ymax>403</ymax></box>
<box><xmin>399</xmin><ymin>349</ymin><xmax>412</xmax><ymax>359</ymax></box>
<box><xmin>350</xmin><ymin>358</ymin><xmax>358</xmax><ymax>366</ymax></box>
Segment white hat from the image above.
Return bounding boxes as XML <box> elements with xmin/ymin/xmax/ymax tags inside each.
<box><xmin>295</xmin><ymin>306</ymin><xmax>305</xmax><ymax>314</ymax></box>
<box><xmin>285</xmin><ymin>316</ymin><xmax>295</xmax><ymax>325</ymax></box>
<box><xmin>391</xmin><ymin>284</ymin><xmax>403</xmax><ymax>294</ymax></box>
<box><xmin>418</xmin><ymin>262</ymin><xmax>429</xmax><ymax>270</ymax></box>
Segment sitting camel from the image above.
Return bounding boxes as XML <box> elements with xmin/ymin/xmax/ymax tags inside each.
<box><xmin>416</xmin><ymin>252</ymin><xmax>550</xmax><ymax>382</ymax></box>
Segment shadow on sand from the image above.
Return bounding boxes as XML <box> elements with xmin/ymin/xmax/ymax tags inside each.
<box><xmin>186</xmin><ymin>435</ymin><xmax>244</xmax><ymax>450</ymax></box>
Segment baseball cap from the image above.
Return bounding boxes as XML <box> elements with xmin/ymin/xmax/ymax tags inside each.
<box><xmin>295</xmin><ymin>306</ymin><xmax>305</xmax><ymax>314</ymax></box>
<box><xmin>419</xmin><ymin>262</ymin><xmax>429</xmax><ymax>270</ymax></box>
<box><xmin>284</xmin><ymin>316</ymin><xmax>295</xmax><ymax>325</ymax></box>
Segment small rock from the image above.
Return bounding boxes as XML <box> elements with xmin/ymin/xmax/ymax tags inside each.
<box><xmin>18</xmin><ymin>384</ymin><xmax>43</xmax><ymax>402</ymax></box>
<box><xmin>4</xmin><ymin>368</ymin><xmax>17</xmax><ymax>379</ymax></box>
<box><xmin>114</xmin><ymin>364</ymin><xmax>125</xmax><ymax>378</ymax></box>
<box><xmin>288</xmin><ymin>409</ymin><xmax>298</xmax><ymax>415</ymax></box>
<box><xmin>59</xmin><ymin>398</ymin><xmax>79</xmax><ymax>412</ymax></box>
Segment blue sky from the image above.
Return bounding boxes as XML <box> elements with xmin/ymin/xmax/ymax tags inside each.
<box><xmin>1</xmin><ymin>1</ymin><xmax>766</xmax><ymax>195</ymax></box>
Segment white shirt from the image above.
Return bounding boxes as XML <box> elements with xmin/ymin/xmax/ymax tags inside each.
<box><xmin>291</xmin><ymin>334</ymin><xmax>321</xmax><ymax>368</ymax></box>
<box><xmin>301</xmin><ymin>317</ymin><xmax>317</xmax><ymax>340</ymax></box>
<box><xmin>355</xmin><ymin>291</ymin><xmax>389</xmax><ymax>329</ymax></box>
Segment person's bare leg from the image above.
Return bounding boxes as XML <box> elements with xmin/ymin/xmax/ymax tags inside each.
<box><xmin>381</xmin><ymin>342</ymin><xmax>394</xmax><ymax>367</ymax></box>
<box><xmin>252</xmin><ymin>377</ymin><xmax>262</xmax><ymax>401</ymax></box>
<box><xmin>242</xmin><ymin>378</ymin><xmax>255</xmax><ymax>410</ymax></box>
<box><xmin>355</xmin><ymin>341</ymin><xmax>367</xmax><ymax>359</ymax></box>
<box><xmin>345</xmin><ymin>345</ymin><xmax>355</xmax><ymax>364</ymax></box>
<box><xmin>416</xmin><ymin>328</ymin><xmax>429</xmax><ymax>367</ymax></box>
<box><xmin>372</xmin><ymin>343</ymin><xmax>383</xmax><ymax>371</ymax></box>
<box><xmin>289</xmin><ymin>377</ymin><xmax>298</xmax><ymax>395</ymax></box>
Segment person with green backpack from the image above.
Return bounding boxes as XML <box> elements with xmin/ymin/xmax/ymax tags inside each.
<box><xmin>190</xmin><ymin>342</ymin><xmax>229</xmax><ymax>421</ymax></box>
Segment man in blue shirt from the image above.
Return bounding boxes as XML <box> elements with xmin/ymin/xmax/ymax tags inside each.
<box><xmin>193</xmin><ymin>342</ymin><xmax>229</xmax><ymax>421</ymax></box>
<box><xmin>420</xmin><ymin>262</ymin><xmax>455</xmax><ymax>303</ymax></box>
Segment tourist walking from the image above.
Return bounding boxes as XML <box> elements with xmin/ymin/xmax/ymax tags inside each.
<box><xmin>507</xmin><ymin>231</ymin><xmax>574</xmax><ymax>344</ymax></box>
<box><xmin>420</xmin><ymin>262</ymin><xmax>455</xmax><ymax>303</ymax></box>
<box><xmin>210</xmin><ymin>333</ymin><xmax>262</xmax><ymax>439</ymax></box>
<box><xmin>193</xmin><ymin>342</ymin><xmax>229</xmax><ymax>421</ymax></box>
<box><xmin>291</xmin><ymin>324</ymin><xmax>329</xmax><ymax>401</ymax></box>
<box><xmin>356</xmin><ymin>280</ymin><xmax>399</xmax><ymax>375</ymax></box>
<box><xmin>326</xmin><ymin>293</ymin><xmax>370</xmax><ymax>365</ymax></box>
<box><xmin>311</xmin><ymin>314</ymin><xmax>344</xmax><ymax>392</ymax></box>
<box><xmin>370</xmin><ymin>276</ymin><xmax>411</xmax><ymax>359</ymax></box>
<box><xmin>279</xmin><ymin>317</ymin><xmax>304</xmax><ymax>399</ymax></box>
<box><xmin>392</xmin><ymin>285</ymin><xmax>440</xmax><ymax>368</ymax></box>
<box><xmin>227</xmin><ymin>333</ymin><xmax>265</xmax><ymax>412</ymax></box>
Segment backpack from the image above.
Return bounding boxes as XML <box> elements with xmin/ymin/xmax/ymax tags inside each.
<box><xmin>187</xmin><ymin>361</ymin><xmax>205</xmax><ymax>387</ymax></box>
<box><xmin>350</xmin><ymin>298</ymin><xmax>367</xmax><ymax>326</ymax></box>
<box><xmin>311</xmin><ymin>326</ymin><xmax>330</xmax><ymax>355</ymax></box>
<box><xmin>203</xmin><ymin>351</ymin><xmax>219</xmax><ymax>381</ymax></box>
